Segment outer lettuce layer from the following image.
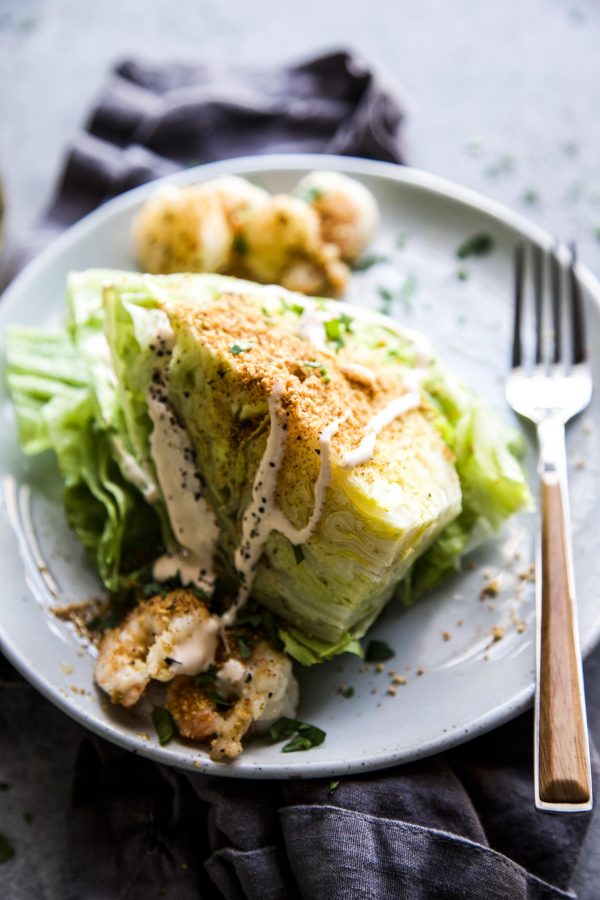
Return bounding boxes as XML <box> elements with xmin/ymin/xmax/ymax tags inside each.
<box><xmin>6</xmin><ymin>316</ymin><xmax>162</xmax><ymax>591</ymax></box>
<box><xmin>6</xmin><ymin>269</ymin><xmax>532</xmax><ymax>664</ymax></box>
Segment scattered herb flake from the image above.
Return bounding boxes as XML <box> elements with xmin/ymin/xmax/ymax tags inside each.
<box><xmin>193</xmin><ymin>666</ymin><xmax>217</xmax><ymax>687</ymax></box>
<box><xmin>377</xmin><ymin>285</ymin><xmax>394</xmax><ymax>316</ymax></box>
<box><xmin>232</xmin><ymin>233</ymin><xmax>249</xmax><ymax>255</ymax></box>
<box><xmin>456</xmin><ymin>233</ymin><xmax>494</xmax><ymax>259</ymax></box>
<box><xmin>230</xmin><ymin>341</ymin><xmax>255</xmax><ymax>356</ymax></box>
<box><xmin>485</xmin><ymin>154</ymin><xmax>514</xmax><ymax>178</ymax></box>
<box><xmin>293</xmin><ymin>544</ymin><xmax>305</xmax><ymax>565</ymax></box>
<box><xmin>269</xmin><ymin>717</ymin><xmax>301</xmax><ymax>741</ymax></box>
<box><xmin>465</xmin><ymin>136</ymin><xmax>484</xmax><ymax>157</ymax></box>
<box><xmin>282</xmin><ymin>723</ymin><xmax>326</xmax><ymax>753</ymax></box>
<box><xmin>395</xmin><ymin>232</ymin><xmax>409</xmax><ymax>249</ymax></box>
<box><xmin>457</xmin><ymin>269</ymin><xmax>469</xmax><ymax>282</ymax></box>
<box><xmin>142</xmin><ymin>581</ymin><xmax>166</xmax><ymax>598</ymax></box>
<box><xmin>85</xmin><ymin>612</ymin><xmax>119</xmax><ymax>631</ymax></box>
<box><xmin>594</xmin><ymin>227</ymin><xmax>600</xmax><ymax>242</ymax></box>
<box><xmin>237</xmin><ymin>634</ymin><xmax>253</xmax><ymax>660</ymax></box>
<box><xmin>0</xmin><ymin>834</ymin><xmax>14</xmax><ymax>865</ymax></box>
<box><xmin>365</xmin><ymin>640</ymin><xmax>396</xmax><ymax>663</ymax></box>
<box><xmin>520</xmin><ymin>189</ymin><xmax>539</xmax><ymax>206</ymax></box>
<box><xmin>296</xmin><ymin>185</ymin><xmax>324</xmax><ymax>204</ymax></box>
<box><xmin>399</xmin><ymin>274</ymin><xmax>418</xmax><ymax>310</ymax></box>
<box><xmin>563</xmin><ymin>140</ymin><xmax>578</xmax><ymax>158</ymax></box>
<box><xmin>299</xmin><ymin>360</ymin><xmax>331</xmax><ymax>383</ymax></box>
<box><xmin>327</xmin><ymin>779</ymin><xmax>340</xmax><ymax>795</ymax></box>
<box><xmin>269</xmin><ymin>718</ymin><xmax>326</xmax><ymax>752</ymax></box>
<box><xmin>205</xmin><ymin>691</ymin><xmax>233</xmax><ymax>709</ymax></box>
<box><xmin>152</xmin><ymin>707</ymin><xmax>175</xmax><ymax>746</ymax></box>
<box><xmin>352</xmin><ymin>253</ymin><xmax>389</xmax><ymax>272</ymax></box>
<box><xmin>281</xmin><ymin>298</ymin><xmax>305</xmax><ymax>316</ymax></box>
<box><xmin>341</xmin><ymin>686</ymin><xmax>354</xmax><ymax>699</ymax></box>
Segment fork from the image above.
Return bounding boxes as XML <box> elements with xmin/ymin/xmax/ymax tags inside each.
<box><xmin>506</xmin><ymin>242</ymin><xmax>593</xmax><ymax>812</ymax></box>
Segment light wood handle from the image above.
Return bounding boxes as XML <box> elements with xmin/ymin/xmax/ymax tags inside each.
<box><xmin>538</xmin><ymin>476</ymin><xmax>591</xmax><ymax>805</ymax></box>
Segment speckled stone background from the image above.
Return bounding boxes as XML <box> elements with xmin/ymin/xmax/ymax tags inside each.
<box><xmin>1</xmin><ymin>0</ymin><xmax>600</xmax><ymax>895</ymax></box>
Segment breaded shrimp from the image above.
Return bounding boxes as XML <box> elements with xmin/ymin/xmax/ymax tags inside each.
<box><xmin>242</xmin><ymin>194</ymin><xmax>349</xmax><ymax>296</ymax></box>
<box><xmin>167</xmin><ymin>638</ymin><xmax>298</xmax><ymax>760</ymax></box>
<box><xmin>134</xmin><ymin>184</ymin><xmax>232</xmax><ymax>275</ymax></box>
<box><xmin>200</xmin><ymin>175</ymin><xmax>269</xmax><ymax>230</ymax></box>
<box><xmin>95</xmin><ymin>590</ymin><xmax>220</xmax><ymax>707</ymax></box>
<box><xmin>293</xmin><ymin>170</ymin><xmax>379</xmax><ymax>262</ymax></box>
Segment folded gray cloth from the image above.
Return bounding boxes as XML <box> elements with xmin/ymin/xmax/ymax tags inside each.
<box><xmin>0</xmin><ymin>48</ymin><xmax>596</xmax><ymax>900</ymax></box>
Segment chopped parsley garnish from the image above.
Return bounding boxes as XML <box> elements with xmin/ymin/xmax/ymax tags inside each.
<box><xmin>205</xmin><ymin>691</ymin><xmax>233</xmax><ymax>709</ymax></box>
<box><xmin>485</xmin><ymin>154</ymin><xmax>514</xmax><ymax>178</ymax></box>
<box><xmin>193</xmin><ymin>666</ymin><xmax>217</xmax><ymax>687</ymax></box>
<box><xmin>340</xmin><ymin>686</ymin><xmax>354</xmax><ymax>699</ymax></box>
<box><xmin>456</xmin><ymin>233</ymin><xmax>494</xmax><ymax>259</ymax></box>
<box><xmin>85</xmin><ymin>612</ymin><xmax>119</xmax><ymax>632</ymax></box>
<box><xmin>324</xmin><ymin>314</ymin><xmax>353</xmax><ymax>350</ymax></box>
<box><xmin>377</xmin><ymin>286</ymin><xmax>394</xmax><ymax>316</ymax></box>
<box><xmin>352</xmin><ymin>253</ymin><xmax>389</xmax><ymax>272</ymax></box>
<box><xmin>365</xmin><ymin>640</ymin><xmax>396</xmax><ymax>662</ymax></box>
<box><xmin>237</xmin><ymin>634</ymin><xmax>253</xmax><ymax>660</ymax></box>
<box><xmin>280</xmin><ymin>298</ymin><xmax>305</xmax><ymax>316</ymax></box>
<box><xmin>142</xmin><ymin>580</ymin><xmax>167</xmax><ymax>597</ymax></box>
<box><xmin>521</xmin><ymin>189</ymin><xmax>539</xmax><ymax>206</ymax></box>
<box><xmin>152</xmin><ymin>707</ymin><xmax>175</xmax><ymax>746</ymax></box>
<box><xmin>327</xmin><ymin>779</ymin><xmax>340</xmax><ymax>795</ymax></box>
<box><xmin>230</xmin><ymin>341</ymin><xmax>255</xmax><ymax>355</ymax></box>
<box><xmin>293</xmin><ymin>544</ymin><xmax>305</xmax><ymax>565</ymax></box>
<box><xmin>457</xmin><ymin>269</ymin><xmax>469</xmax><ymax>282</ymax></box>
<box><xmin>269</xmin><ymin>717</ymin><xmax>326</xmax><ymax>752</ymax></box>
<box><xmin>269</xmin><ymin>717</ymin><xmax>301</xmax><ymax>741</ymax></box>
<box><xmin>299</xmin><ymin>360</ymin><xmax>331</xmax><ymax>384</ymax></box>
<box><xmin>232</xmin><ymin>233</ymin><xmax>249</xmax><ymax>255</ymax></box>
<box><xmin>296</xmin><ymin>185</ymin><xmax>324</xmax><ymax>204</ymax></box>
<box><xmin>190</xmin><ymin>585</ymin><xmax>209</xmax><ymax>600</ymax></box>
<box><xmin>0</xmin><ymin>834</ymin><xmax>14</xmax><ymax>864</ymax></box>
<box><xmin>399</xmin><ymin>274</ymin><xmax>418</xmax><ymax>309</ymax></box>
<box><xmin>594</xmin><ymin>226</ymin><xmax>600</xmax><ymax>242</ymax></box>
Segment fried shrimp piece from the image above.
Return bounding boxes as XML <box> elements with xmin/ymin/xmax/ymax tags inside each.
<box><xmin>241</xmin><ymin>194</ymin><xmax>349</xmax><ymax>296</ymax></box>
<box><xmin>134</xmin><ymin>184</ymin><xmax>232</xmax><ymax>275</ymax></box>
<box><xmin>167</xmin><ymin>639</ymin><xmax>299</xmax><ymax>760</ymax></box>
<box><xmin>293</xmin><ymin>170</ymin><xmax>379</xmax><ymax>262</ymax></box>
<box><xmin>95</xmin><ymin>590</ymin><xmax>220</xmax><ymax>707</ymax></box>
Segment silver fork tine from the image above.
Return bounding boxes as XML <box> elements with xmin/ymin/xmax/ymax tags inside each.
<box><xmin>512</xmin><ymin>242</ymin><xmax>525</xmax><ymax>368</ymax></box>
<box><xmin>550</xmin><ymin>248</ymin><xmax>562</xmax><ymax>364</ymax></box>
<box><xmin>534</xmin><ymin>245</ymin><xmax>544</xmax><ymax>365</ymax></box>
<box><xmin>568</xmin><ymin>244</ymin><xmax>587</xmax><ymax>363</ymax></box>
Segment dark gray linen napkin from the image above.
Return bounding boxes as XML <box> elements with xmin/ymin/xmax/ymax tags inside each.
<box><xmin>0</xmin><ymin>48</ymin><xmax>596</xmax><ymax>900</ymax></box>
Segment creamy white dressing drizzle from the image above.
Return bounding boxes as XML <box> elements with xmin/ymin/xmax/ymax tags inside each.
<box><xmin>340</xmin><ymin>392</ymin><xmax>421</xmax><ymax>469</ymax></box>
<box><xmin>295</xmin><ymin>307</ymin><xmax>327</xmax><ymax>349</ymax></box>
<box><xmin>223</xmin><ymin>384</ymin><xmax>346</xmax><ymax>626</ymax></box>
<box><xmin>148</xmin><ymin>388</ymin><xmax>219</xmax><ymax>592</ymax></box>
<box><xmin>338</xmin><ymin>361</ymin><xmax>377</xmax><ymax>389</ymax></box>
<box><xmin>216</xmin><ymin>658</ymin><xmax>247</xmax><ymax>696</ymax></box>
<box><xmin>167</xmin><ymin>618</ymin><xmax>220</xmax><ymax>675</ymax></box>
<box><xmin>110</xmin><ymin>435</ymin><xmax>159</xmax><ymax>502</ymax></box>
<box><xmin>392</xmin><ymin>326</ymin><xmax>433</xmax><ymax>366</ymax></box>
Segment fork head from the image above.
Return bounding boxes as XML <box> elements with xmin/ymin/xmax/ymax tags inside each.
<box><xmin>506</xmin><ymin>242</ymin><xmax>592</xmax><ymax>426</ymax></box>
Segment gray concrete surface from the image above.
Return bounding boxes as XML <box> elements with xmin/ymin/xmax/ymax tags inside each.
<box><xmin>2</xmin><ymin>0</ymin><xmax>600</xmax><ymax>895</ymax></box>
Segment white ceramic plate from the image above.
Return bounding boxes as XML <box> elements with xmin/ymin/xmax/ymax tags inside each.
<box><xmin>2</xmin><ymin>155</ymin><xmax>599</xmax><ymax>779</ymax></box>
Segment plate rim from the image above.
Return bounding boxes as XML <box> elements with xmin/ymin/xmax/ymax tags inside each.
<box><xmin>2</xmin><ymin>152</ymin><xmax>599</xmax><ymax>779</ymax></box>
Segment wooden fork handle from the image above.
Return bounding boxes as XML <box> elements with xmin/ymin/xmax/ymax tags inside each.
<box><xmin>537</xmin><ymin>472</ymin><xmax>592</xmax><ymax>807</ymax></box>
